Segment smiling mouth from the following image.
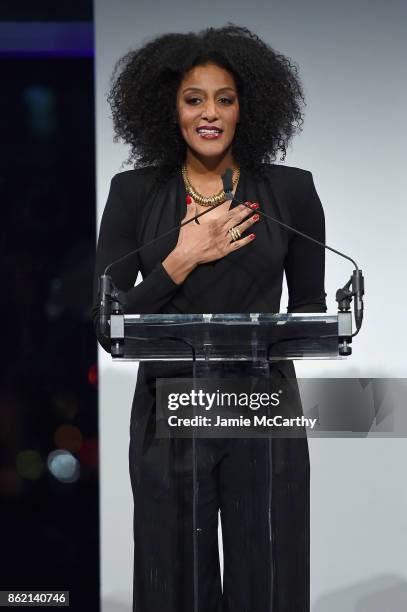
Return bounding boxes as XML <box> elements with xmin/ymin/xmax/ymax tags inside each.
<box><xmin>196</xmin><ymin>127</ymin><xmax>223</xmax><ymax>139</ymax></box>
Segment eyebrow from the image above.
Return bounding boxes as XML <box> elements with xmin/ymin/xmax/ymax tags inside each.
<box><xmin>182</xmin><ymin>87</ymin><xmax>237</xmax><ymax>94</ymax></box>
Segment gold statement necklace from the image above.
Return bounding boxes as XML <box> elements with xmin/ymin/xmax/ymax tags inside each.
<box><xmin>181</xmin><ymin>163</ymin><xmax>240</xmax><ymax>207</ymax></box>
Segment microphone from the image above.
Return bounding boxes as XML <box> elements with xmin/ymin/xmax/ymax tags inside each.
<box><xmin>352</xmin><ymin>269</ymin><xmax>364</xmax><ymax>330</ymax></box>
<box><xmin>222</xmin><ymin>167</ymin><xmax>234</xmax><ymax>200</ymax></box>
<box><xmin>98</xmin><ymin>184</ymin><xmax>233</xmax><ymax>329</ymax></box>
<box><xmin>98</xmin><ymin>274</ymin><xmax>113</xmax><ymax>338</ymax></box>
<box><xmin>221</xmin><ymin>167</ymin><xmax>364</xmax><ymax>334</ymax></box>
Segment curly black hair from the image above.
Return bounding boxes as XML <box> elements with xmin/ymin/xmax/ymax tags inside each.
<box><xmin>108</xmin><ymin>24</ymin><xmax>305</xmax><ymax>179</ymax></box>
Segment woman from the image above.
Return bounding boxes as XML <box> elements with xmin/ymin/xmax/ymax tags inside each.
<box><xmin>92</xmin><ymin>25</ymin><xmax>326</xmax><ymax>612</ymax></box>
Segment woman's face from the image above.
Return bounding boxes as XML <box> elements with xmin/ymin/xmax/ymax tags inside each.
<box><xmin>176</xmin><ymin>62</ymin><xmax>240</xmax><ymax>161</ymax></box>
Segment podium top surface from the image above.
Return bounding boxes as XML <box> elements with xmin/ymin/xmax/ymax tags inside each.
<box><xmin>108</xmin><ymin>312</ymin><xmax>351</xmax><ymax>361</ymax></box>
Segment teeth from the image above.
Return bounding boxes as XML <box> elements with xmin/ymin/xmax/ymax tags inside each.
<box><xmin>197</xmin><ymin>128</ymin><xmax>221</xmax><ymax>134</ymax></box>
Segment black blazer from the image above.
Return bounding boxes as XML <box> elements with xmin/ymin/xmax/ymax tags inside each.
<box><xmin>92</xmin><ymin>163</ymin><xmax>327</xmax><ymax>354</ymax></box>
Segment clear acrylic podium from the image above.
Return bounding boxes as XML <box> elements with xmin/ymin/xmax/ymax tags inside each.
<box><xmin>108</xmin><ymin>311</ymin><xmax>352</xmax><ymax>361</ymax></box>
<box><xmin>108</xmin><ymin>312</ymin><xmax>352</xmax><ymax>611</ymax></box>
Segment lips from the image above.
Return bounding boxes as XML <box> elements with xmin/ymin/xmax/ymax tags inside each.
<box><xmin>196</xmin><ymin>126</ymin><xmax>223</xmax><ymax>139</ymax></box>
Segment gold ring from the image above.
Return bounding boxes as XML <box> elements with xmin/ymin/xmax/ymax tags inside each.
<box><xmin>228</xmin><ymin>226</ymin><xmax>242</xmax><ymax>242</ymax></box>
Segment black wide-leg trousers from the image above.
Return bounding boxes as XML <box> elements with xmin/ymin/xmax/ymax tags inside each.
<box><xmin>129</xmin><ymin>364</ymin><xmax>310</xmax><ymax>612</ymax></box>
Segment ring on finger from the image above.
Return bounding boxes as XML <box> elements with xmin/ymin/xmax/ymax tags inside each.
<box><xmin>228</xmin><ymin>226</ymin><xmax>242</xmax><ymax>242</ymax></box>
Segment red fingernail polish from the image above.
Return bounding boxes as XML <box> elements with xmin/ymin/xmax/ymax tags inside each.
<box><xmin>186</xmin><ymin>194</ymin><xmax>192</xmax><ymax>205</ymax></box>
<box><xmin>249</xmin><ymin>233</ymin><xmax>256</xmax><ymax>240</ymax></box>
<box><xmin>252</xmin><ymin>214</ymin><xmax>259</xmax><ymax>221</ymax></box>
<box><xmin>250</xmin><ymin>202</ymin><xmax>260</xmax><ymax>210</ymax></box>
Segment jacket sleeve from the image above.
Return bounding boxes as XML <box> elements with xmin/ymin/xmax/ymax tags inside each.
<box><xmin>91</xmin><ymin>173</ymin><xmax>180</xmax><ymax>353</ymax></box>
<box><xmin>284</xmin><ymin>171</ymin><xmax>327</xmax><ymax>313</ymax></box>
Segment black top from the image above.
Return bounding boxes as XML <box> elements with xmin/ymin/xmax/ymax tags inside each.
<box><xmin>92</xmin><ymin>164</ymin><xmax>327</xmax><ymax>354</ymax></box>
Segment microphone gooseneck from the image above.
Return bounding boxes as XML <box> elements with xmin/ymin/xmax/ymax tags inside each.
<box><xmin>222</xmin><ymin>168</ymin><xmax>364</xmax><ymax>334</ymax></box>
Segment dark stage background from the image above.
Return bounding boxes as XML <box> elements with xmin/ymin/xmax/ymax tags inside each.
<box><xmin>1</xmin><ymin>4</ymin><xmax>99</xmax><ymax>611</ymax></box>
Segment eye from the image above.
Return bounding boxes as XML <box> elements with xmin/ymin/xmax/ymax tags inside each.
<box><xmin>184</xmin><ymin>96</ymin><xmax>235</xmax><ymax>105</ymax></box>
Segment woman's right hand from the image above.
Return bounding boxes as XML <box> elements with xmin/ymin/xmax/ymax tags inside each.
<box><xmin>162</xmin><ymin>197</ymin><xmax>259</xmax><ymax>284</ymax></box>
<box><xmin>178</xmin><ymin>197</ymin><xmax>259</xmax><ymax>263</ymax></box>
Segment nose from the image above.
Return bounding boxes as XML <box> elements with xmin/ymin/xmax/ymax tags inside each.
<box><xmin>201</xmin><ymin>98</ymin><xmax>218</xmax><ymax>120</ymax></box>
